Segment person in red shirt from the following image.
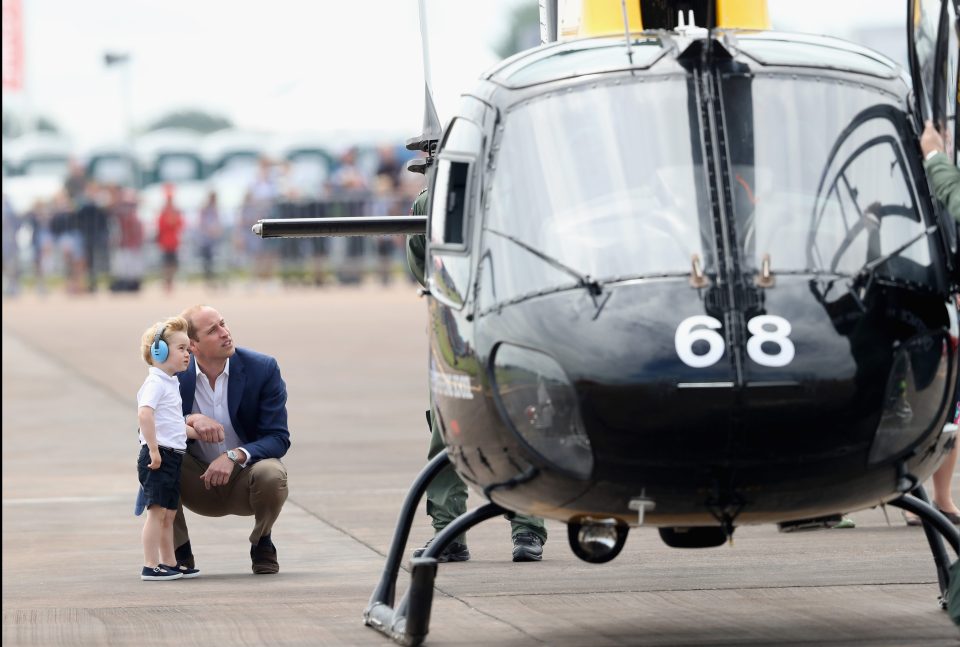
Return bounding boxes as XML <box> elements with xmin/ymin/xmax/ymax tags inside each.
<box><xmin>156</xmin><ymin>185</ymin><xmax>184</xmax><ymax>293</ymax></box>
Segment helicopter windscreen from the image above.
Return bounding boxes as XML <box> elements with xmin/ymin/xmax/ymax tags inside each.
<box><xmin>722</xmin><ymin>76</ymin><xmax>934</xmax><ymax>285</ymax></box>
<box><xmin>484</xmin><ymin>77</ymin><xmax>713</xmax><ymax>289</ymax></box>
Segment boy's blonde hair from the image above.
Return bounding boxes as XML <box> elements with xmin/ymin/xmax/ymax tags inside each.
<box><xmin>140</xmin><ymin>316</ymin><xmax>189</xmax><ymax>366</ymax></box>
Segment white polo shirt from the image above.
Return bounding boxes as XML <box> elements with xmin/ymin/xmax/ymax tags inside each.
<box><xmin>138</xmin><ymin>367</ymin><xmax>188</xmax><ymax>450</ymax></box>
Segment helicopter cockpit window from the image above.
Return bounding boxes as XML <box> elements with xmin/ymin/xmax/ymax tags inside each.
<box><xmin>941</xmin><ymin>0</ymin><xmax>958</xmax><ymax>165</ymax></box>
<box><xmin>735</xmin><ymin>36</ymin><xmax>898</xmax><ymax>79</ymax></box>
<box><xmin>911</xmin><ymin>0</ymin><xmax>946</xmax><ymax>123</ymax></box>
<box><xmin>722</xmin><ymin>76</ymin><xmax>934</xmax><ymax>286</ymax></box>
<box><xmin>491</xmin><ymin>38</ymin><xmax>666</xmax><ymax>89</ymax></box>
<box><xmin>427</xmin><ymin>118</ymin><xmax>483</xmax><ymax>309</ymax></box>
<box><xmin>483</xmin><ymin>76</ymin><xmax>713</xmax><ymax>299</ymax></box>
<box><xmin>430</xmin><ymin>159</ymin><xmax>468</xmax><ymax>246</ymax></box>
<box><xmin>910</xmin><ymin>0</ymin><xmax>959</xmax><ymax>163</ymax></box>
<box><xmin>429</xmin><ymin>117</ymin><xmax>482</xmax><ymax>250</ymax></box>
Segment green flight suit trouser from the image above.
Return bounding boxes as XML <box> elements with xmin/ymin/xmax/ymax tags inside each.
<box><xmin>409</xmin><ymin>192</ymin><xmax>546</xmax><ymax>546</ymax></box>
<box><xmin>426</xmin><ymin>409</ymin><xmax>547</xmax><ymax>546</ymax></box>
<box><xmin>924</xmin><ymin>152</ymin><xmax>960</xmax><ymax>221</ymax></box>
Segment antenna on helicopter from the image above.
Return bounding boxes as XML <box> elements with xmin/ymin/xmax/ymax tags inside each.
<box><xmin>406</xmin><ymin>0</ymin><xmax>443</xmax><ymax>176</ymax></box>
<box><xmin>676</xmin><ymin>8</ymin><xmax>707</xmax><ymax>37</ymax></box>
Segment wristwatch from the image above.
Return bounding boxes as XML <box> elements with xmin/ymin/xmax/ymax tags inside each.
<box><xmin>226</xmin><ymin>449</ymin><xmax>241</xmax><ymax>464</ymax></box>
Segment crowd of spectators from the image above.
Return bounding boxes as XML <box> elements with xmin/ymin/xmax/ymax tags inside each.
<box><xmin>1</xmin><ymin>146</ymin><xmax>426</xmax><ymax>296</ymax></box>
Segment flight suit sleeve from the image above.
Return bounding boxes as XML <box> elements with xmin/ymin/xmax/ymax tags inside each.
<box><xmin>406</xmin><ymin>189</ymin><xmax>429</xmax><ymax>288</ymax></box>
<box><xmin>924</xmin><ymin>152</ymin><xmax>960</xmax><ymax>222</ymax></box>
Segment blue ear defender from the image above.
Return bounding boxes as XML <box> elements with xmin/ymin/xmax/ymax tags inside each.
<box><xmin>151</xmin><ymin>324</ymin><xmax>169</xmax><ymax>363</ymax></box>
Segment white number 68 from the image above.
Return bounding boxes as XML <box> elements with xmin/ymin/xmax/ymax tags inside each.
<box><xmin>675</xmin><ymin>315</ymin><xmax>795</xmax><ymax>368</ymax></box>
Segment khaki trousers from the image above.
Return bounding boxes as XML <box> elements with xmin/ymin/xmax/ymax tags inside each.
<box><xmin>174</xmin><ymin>453</ymin><xmax>288</xmax><ymax>548</ymax></box>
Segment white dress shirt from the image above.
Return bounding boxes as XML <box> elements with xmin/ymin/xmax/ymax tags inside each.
<box><xmin>189</xmin><ymin>358</ymin><xmax>249</xmax><ymax>466</ymax></box>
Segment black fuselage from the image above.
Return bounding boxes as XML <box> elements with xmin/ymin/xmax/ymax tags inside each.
<box><xmin>424</xmin><ymin>31</ymin><xmax>958</xmax><ymax>527</ymax></box>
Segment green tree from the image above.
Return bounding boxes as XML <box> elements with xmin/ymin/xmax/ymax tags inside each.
<box><xmin>495</xmin><ymin>3</ymin><xmax>541</xmax><ymax>59</ymax></box>
<box><xmin>146</xmin><ymin>109</ymin><xmax>233</xmax><ymax>134</ymax></box>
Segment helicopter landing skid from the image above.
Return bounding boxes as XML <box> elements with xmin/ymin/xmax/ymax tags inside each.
<box><xmin>888</xmin><ymin>485</ymin><xmax>960</xmax><ymax>611</ymax></box>
<box><xmin>363</xmin><ymin>448</ymin><xmax>508</xmax><ymax>646</ymax></box>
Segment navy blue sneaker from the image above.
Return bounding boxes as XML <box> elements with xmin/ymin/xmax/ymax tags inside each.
<box><xmin>141</xmin><ymin>565</ymin><xmax>182</xmax><ymax>581</ymax></box>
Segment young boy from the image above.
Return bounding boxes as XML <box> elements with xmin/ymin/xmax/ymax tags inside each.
<box><xmin>137</xmin><ymin>316</ymin><xmax>199</xmax><ymax>581</ymax></box>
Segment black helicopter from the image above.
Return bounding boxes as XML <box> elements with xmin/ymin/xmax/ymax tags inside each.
<box><xmin>255</xmin><ymin>0</ymin><xmax>960</xmax><ymax>643</ymax></box>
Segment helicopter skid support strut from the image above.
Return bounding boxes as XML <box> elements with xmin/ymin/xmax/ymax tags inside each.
<box><xmin>888</xmin><ymin>485</ymin><xmax>960</xmax><ymax>610</ymax></box>
<box><xmin>363</xmin><ymin>448</ymin><xmax>508</xmax><ymax>646</ymax></box>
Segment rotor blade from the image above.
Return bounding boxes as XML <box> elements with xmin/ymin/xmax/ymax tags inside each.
<box><xmin>539</xmin><ymin>0</ymin><xmax>558</xmax><ymax>44</ymax></box>
<box><xmin>253</xmin><ymin>216</ymin><xmax>426</xmax><ymax>238</ymax></box>
<box><xmin>408</xmin><ymin>0</ymin><xmax>442</xmax><ymax>151</ymax></box>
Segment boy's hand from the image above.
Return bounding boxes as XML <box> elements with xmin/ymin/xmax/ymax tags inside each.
<box><xmin>148</xmin><ymin>449</ymin><xmax>162</xmax><ymax>470</ymax></box>
<box><xmin>187</xmin><ymin>414</ymin><xmax>225</xmax><ymax>443</ymax></box>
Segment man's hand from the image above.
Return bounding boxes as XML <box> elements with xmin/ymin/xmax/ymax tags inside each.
<box><xmin>199</xmin><ymin>454</ymin><xmax>234</xmax><ymax>490</ymax></box>
<box><xmin>187</xmin><ymin>414</ymin><xmax>224</xmax><ymax>443</ymax></box>
<box><xmin>921</xmin><ymin>120</ymin><xmax>945</xmax><ymax>158</ymax></box>
<box><xmin>148</xmin><ymin>449</ymin><xmax>162</xmax><ymax>470</ymax></box>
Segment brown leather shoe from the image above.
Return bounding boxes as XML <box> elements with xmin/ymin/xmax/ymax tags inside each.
<box><xmin>251</xmin><ymin>535</ymin><xmax>279</xmax><ymax>574</ymax></box>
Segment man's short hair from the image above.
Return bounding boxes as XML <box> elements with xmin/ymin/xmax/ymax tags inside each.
<box><xmin>179</xmin><ymin>304</ymin><xmax>209</xmax><ymax>341</ymax></box>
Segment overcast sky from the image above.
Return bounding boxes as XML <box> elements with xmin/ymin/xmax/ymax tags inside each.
<box><xmin>6</xmin><ymin>0</ymin><xmax>526</xmax><ymax>149</ymax></box>
<box><xmin>4</xmin><ymin>0</ymin><xmax>909</xmax><ymax>151</ymax></box>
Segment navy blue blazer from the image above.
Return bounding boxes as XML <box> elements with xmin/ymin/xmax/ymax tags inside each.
<box><xmin>178</xmin><ymin>347</ymin><xmax>291</xmax><ymax>463</ymax></box>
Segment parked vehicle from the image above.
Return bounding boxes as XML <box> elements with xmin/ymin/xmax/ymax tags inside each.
<box><xmin>4</xmin><ymin>132</ymin><xmax>73</xmax><ymax>179</ymax></box>
<box><xmin>84</xmin><ymin>142</ymin><xmax>139</xmax><ymax>188</ymax></box>
<box><xmin>269</xmin><ymin>132</ymin><xmax>336</xmax><ymax>199</ymax></box>
<box><xmin>136</xmin><ymin>128</ymin><xmax>205</xmax><ymax>186</ymax></box>
<box><xmin>201</xmin><ymin>128</ymin><xmax>269</xmax><ymax>183</ymax></box>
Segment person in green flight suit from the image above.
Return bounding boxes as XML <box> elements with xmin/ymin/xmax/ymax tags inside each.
<box><xmin>907</xmin><ymin>120</ymin><xmax>960</xmax><ymax>527</ymax></box>
<box><xmin>922</xmin><ymin>119</ymin><xmax>960</xmax><ymax>220</ymax></box>
<box><xmin>918</xmin><ymin>119</ymin><xmax>960</xmax><ymax>628</ymax></box>
<box><xmin>406</xmin><ymin>187</ymin><xmax>548</xmax><ymax>562</ymax></box>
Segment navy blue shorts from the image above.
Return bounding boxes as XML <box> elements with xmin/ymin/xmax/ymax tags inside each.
<box><xmin>137</xmin><ymin>445</ymin><xmax>184</xmax><ymax>511</ymax></box>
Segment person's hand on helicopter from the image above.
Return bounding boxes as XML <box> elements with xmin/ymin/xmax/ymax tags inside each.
<box><xmin>921</xmin><ymin>120</ymin><xmax>945</xmax><ymax>159</ymax></box>
<box><xmin>186</xmin><ymin>413</ymin><xmax>225</xmax><ymax>444</ymax></box>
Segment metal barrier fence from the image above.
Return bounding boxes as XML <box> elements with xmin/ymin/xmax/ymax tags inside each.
<box><xmin>5</xmin><ymin>192</ymin><xmax>421</xmax><ymax>294</ymax></box>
